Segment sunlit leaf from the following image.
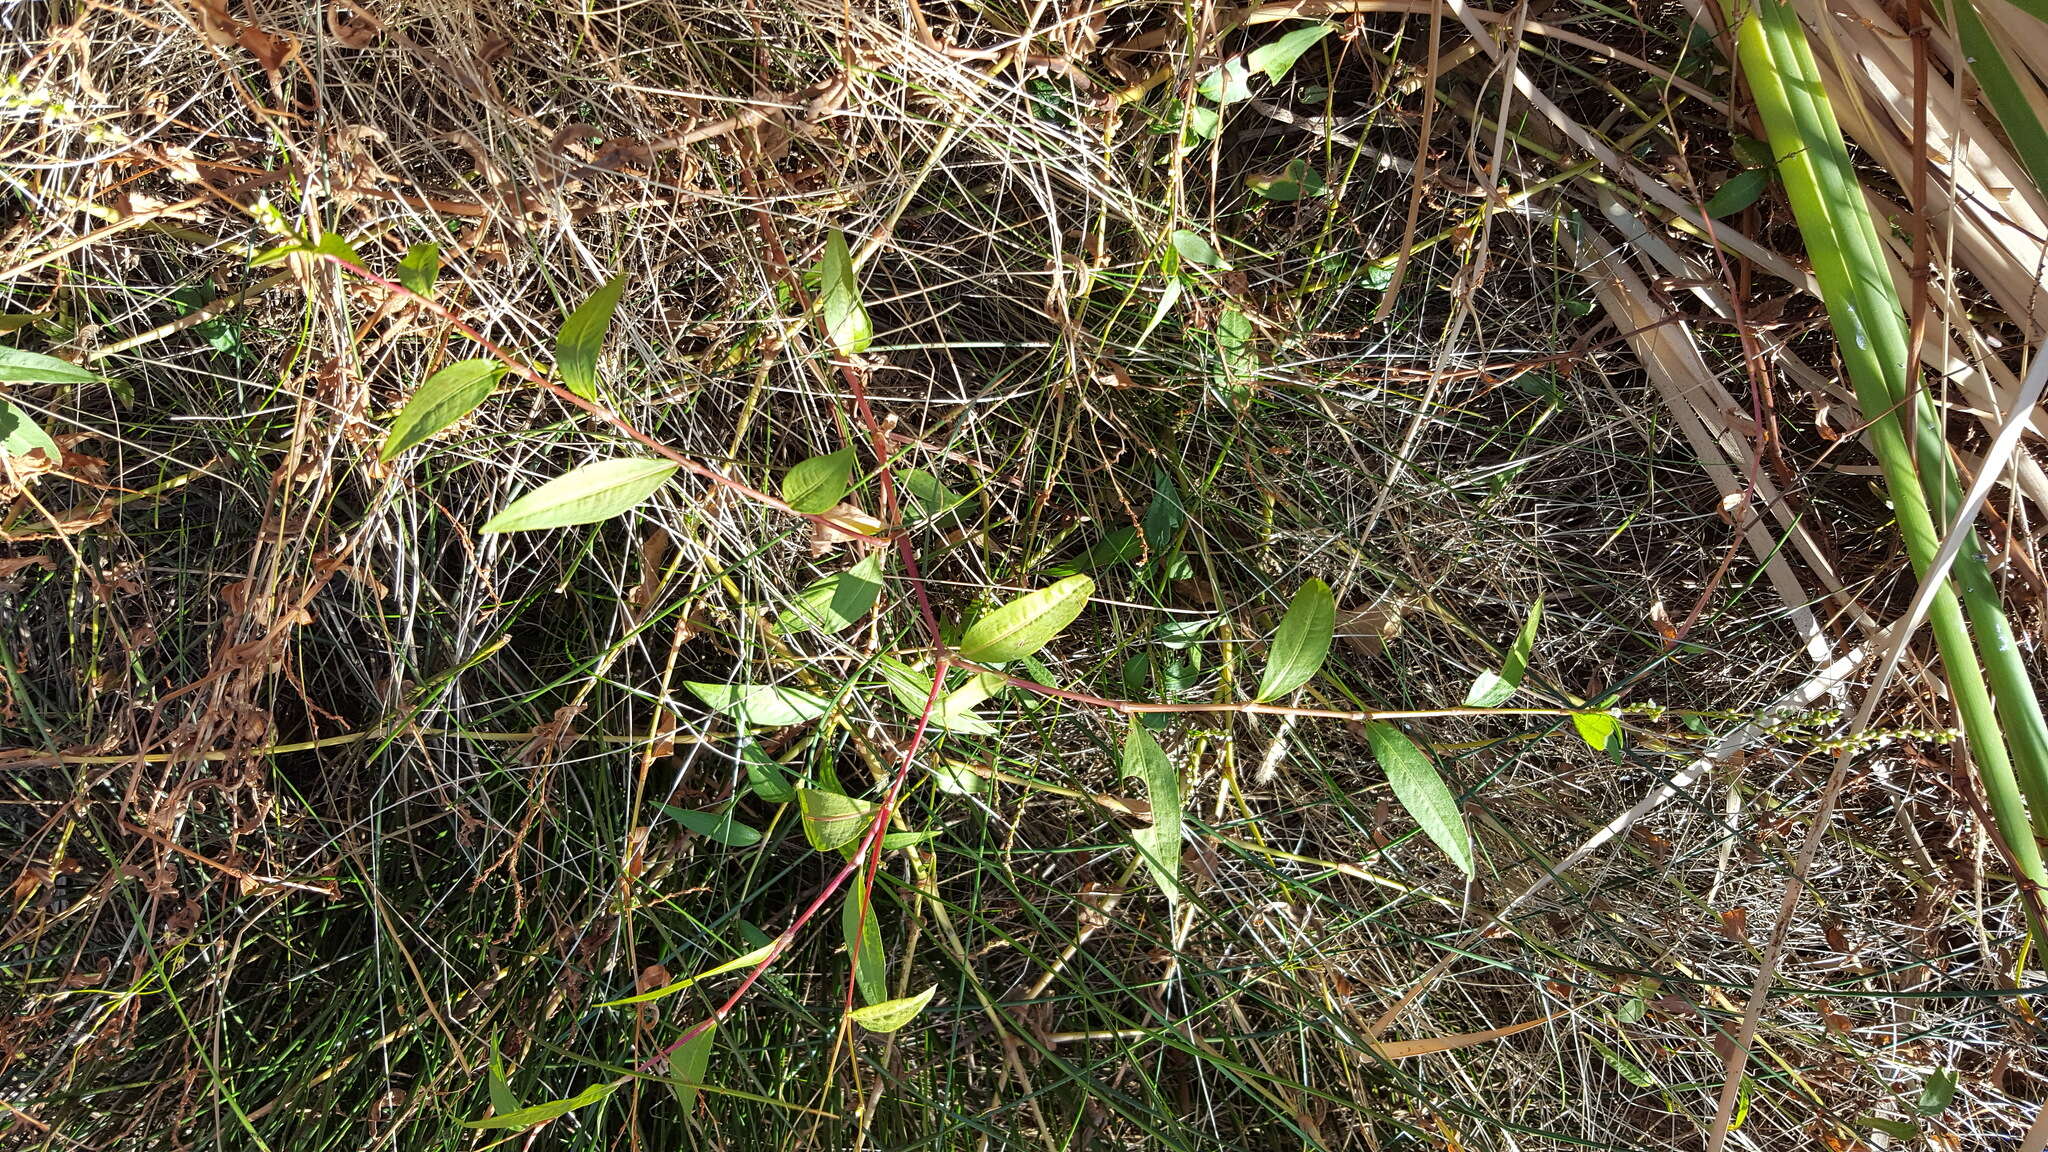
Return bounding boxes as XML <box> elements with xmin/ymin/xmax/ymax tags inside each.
<box><xmin>667</xmin><ymin>1024</ymin><xmax>716</xmax><ymax>1112</ymax></box>
<box><xmin>0</xmin><ymin>346</ymin><xmax>100</xmax><ymax>384</ymax></box>
<box><xmin>554</xmin><ymin>272</ymin><xmax>628</xmax><ymax>400</ymax></box>
<box><xmin>777</xmin><ymin>552</ymin><xmax>885</xmax><ymax>635</ymax></box>
<box><xmin>480</xmin><ymin>458</ymin><xmax>676</xmax><ymax>533</ymax></box>
<box><xmin>397</xmin><ymin>242</ymin><xmax>442</xmax><ymax>298</ymax></box>
<box><xmin>0</xmin><ymin>399</ymin><xmax>59</xmax><ymax>463</ymax></box>
<box><xmin>782</xmin><ymin>447</ymin><xmax>857</xmax><ymax>514</ymax></box>
<box><xmin>1121</xmin><ymin>721</ymin><xmax>1182</xmax><ymax>900</ymax></box>
<box><xmin>1170</xmin><ymin>229</ymin><xmax>1225</xmax><ymax>268</ymax></box>
<box><xmin>1463</xmin><ymin>599</ymin><xmax>1542</xmax><ymax>707</ymax></box>
<box><xmin>1247</xmin><ymin>158</ymin><xmax>1327</xmax><ymax>201</ymax></box>
<box><xmin>380</xmin><ymin>358</ymin><xmax>504</xmax><ymax>461</ymax></box>
<box><xmin>740</xmin><ymin>743</ymin><xmax>796</xmax><ymax>803</ymax></box>
<box><xmin>873</xmin><ymin>657</ymin><xmax>999</xmax><ymax>734</ymax></box>
<box><xmin>1247</xmin><ymin>23</ymin><xmax>1334</xmax><ymax>82</ymax></box>
<box><xmin>816</xmin><ymin>231</ymin><xmax>872</xmax><ymax>357</ymax></box>
<box><xmin>656</xmin><ymin>804</ymin><xmax>764</xmax><ymax>847</ymax></box>
<box><xmin>797</xmin><ymin>787</ymin><xmax>878</xmax><ymax>852</ymax></box>
<box><xmin>1196</xmin><ymin>56</ymin><xmax>1253</xmax><ymax>103</ymax></box>
<box><xmin>684</xmin><ymin>682</ymin><xmax>832</xmax><ymax>727</ymax></box>
<box><xmin>848</xmin><ymin>984</ymin><xmax>936</xmax><ymax>1032</ymax></box>
<box><xmin>842</xmin><ymin>887</ymin><xmax>888</xmax><ymax>1005</ymax></box>
<box><xmin>596</xmin><ymin>944</ymin><xmax>775</xmax><ymax>1007</ymax></box>
<box><xmin>1916</xmin><ymin>1069</ymin><xmax>1957</xmax><ymax>1116</ymax></box>
<box><xmin>1572</xmin><ymin>711</ymin><xmax>1622</xmax><ymax>756</ymax></box>
<box><xmin>463</xmin><ymin>1080</ymin><xmax>618</xmax><ymax>1130</ymax></box>
<box><xmin>957</xmin><ymin>575</ymin><xmax>1094</xmax><ymax>663</ymax></box>
<box><xmin>897</xmin><ymin>468</ymin><xmax>964</xmax><ymax>517</ymax></box>
<box><xmin>1257</xmin><ymin>579</ymin><xmax>1334</xmax><ymax>700</ymax></box>
<box><xmin>1365</xmin><ymin>722</ymin><xmax>1473</xmax><ymax>877</ymax></box>
<box><xmin>488</xmin><ymin>1036</ymin><xmax>520</xmax><ymax>1116</ymax></box>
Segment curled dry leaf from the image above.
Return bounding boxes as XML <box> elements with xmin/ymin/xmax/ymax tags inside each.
<box><xmin>326</xmin><ymin>0</ymin><xmax>382</xmax><ymax>48</ymax></box>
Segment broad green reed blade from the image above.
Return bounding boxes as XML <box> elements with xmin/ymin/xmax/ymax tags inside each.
<box><xmin>1726</xmin><ymin>0</ymin><xmax>2048</xmax><ymax>926</ymax></box>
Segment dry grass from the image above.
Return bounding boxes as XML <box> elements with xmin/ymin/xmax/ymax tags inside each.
<box><xmin>3</xmin><ymin>0</ymin><xmax>2046</xmax><ymax>1148</ymax></box>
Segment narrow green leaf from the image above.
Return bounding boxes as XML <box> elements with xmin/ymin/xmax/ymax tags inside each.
<box><xmin>685</xmin><ymin>682</ymin><xmax>831</xmax><ymax>727</ymax></box>
<box><xmin>797</xmin><ymin>787</ymin><xmax>878</xmax><ymax>852</ymax></box>
<box><xmin>1247</xmin><ymin>23</ymin><xmax>1334</xmax><ymax>82</ymax></box>
<box><xmin>463</xmin><ymin>1081</ymin><xmax>618</xmax><ymax>1130</ymax></box>
<box><xmin>1854</xmin><ymin>1116</ymin><xmax>1918</xmax><ymax>1140</ymax></box>
<box><xmin>656</xmin><ymin>804</ymin><xmax>764</xmax><ymax>847</ymax></box>
<box><xmin>0</xmin><ymin>399</ymin><xmax>60</xmax><ymax>463</ymax></box>
<box><xmin>480</xmin><ymin>458</ymin><xmax>676</xmax><ymax>533</ymax></box>
<box><xmin>841</xmin><ymin>888</ymin><xmax>888</xmax><ymax>1005</ymax></box>
<box><xmin>1257</xmin><ymin>579</ymin><xmax>1334</xmax><ymax>700</ymax></box>
<box><xmin>488</xmin><ymin>1037</ymin><xmax>520</xmax><ymax>1116</ymax></box>
<box><xmin>397</xmin><ymin>242</ymin><xmax>442</xmax><ymax>298</ymax></box>
<box><xmin>957</xmin><ymin>575</ymin><xmax>1094</xmax><ymax>663</ymax></box>
<box><xmin>781</xmin><ymin>447</ymin><xmax>856</xmax><ymax>514</ymax></box>
<box><xmin>666</xmin><ymin>1023</ymin><xmax>716</xmax><ymax>1112</ymax></box>
<box><xmin>1121</xmin><ymin>721</ymin><xmax>1182</xmax><ymax>900</ymax></box>
<box><xmin>595</xmin><ymin>944</ymin><xmax>775</xmax><ymax>1007</ymax></box>
<box><xmin>816</xmin><ymin>231</ymin><xmax>872</xmax><ymax>357</ymax></box>
<box><xmin>1170</xmin><ymin>229</ymin><xmax>1224</xmax><ymax>268</ymax></box>
<box><xmin>1588</xmin><ymin>1036</ymin><xmax>1656</xmax><ymax>1088</ymax></box>
<box><xmin>379</xmin><ymin>358</ymin><xmax>504</xmax><ymax>461</ymax></box>
<box><xmin>0</xmin><ymin>346</ymin><xmax>100</xmax><ymax>385</ymax></box>
<box><xmin>740</xmin><ymin>743</ymin><xmax>796</xmax><ymax>803</ymax></box>
<box><xmin>880</xmin><ymin>829</ymin><xmax>940</xmax><ymax>850</ymax></box>
<box><xmin>1365</xmin><ymin>722</ymin><xmax>1473</xmax><ymax>877</ymax></box>
<box><xmin>777</xmin><ymin>552</ymin><xmax>885</xmax><ymax>635</ymax></box>
<box><xmin>1915</xmin><ymin>1069</ymin><xmax>1957</xmax><ymax>1117</ymax></box>
<box><xmin>848</xmin><ymin>984</ymin><xmax>936</xmax><ymax>1033</ymax></box>
<box><xmin>1703</xmin><ymin>169</ymin><xmax>1769</xmax><ymax>218</ymax></box>
<box><xmin>1463</xmin><ymin>599</ymin><xmax>1542</xmax><ymax>707</ymax></box>
<box><xmin>873</xmin><ymin>657</ymin><xmax>999</xmax><ymax>734</ymax></box>
<box><xmin>554</xmin><ymin>273</ymin><xmax>628</xmax><ymax>401</ymax></box>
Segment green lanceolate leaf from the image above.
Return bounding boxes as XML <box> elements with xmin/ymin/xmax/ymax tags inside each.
<box><xmin>1365</xmin><ymin>721</ymin><xmax>1473</xmax><ymax>877</ymax></box>
<box><xmin>957</xmin><ymin>575</ymin><xmax>1094</xmax><ymax>663</ymax></box>
<box><xmin>596</xmin><ymin>944</ymin><xmax>776</xmax><ymax>1008</ymax></box>
<box><xmin>872</xmin><ymin>658</ymin><xmax>998</xmax><ymax>734</ymax></box>
<box><xmin>1463</xmin><ymin>599</ymin><xmax>1542</xmax><ymax>707</ymax></box>
<box><xmin>397</xmin><ymin>242</ymin><xmax>442</xmax><ymax>298</ymax></box>
<box><xmin>849</xmin><ymin>984</ymin><xmax>936</xmax><ymax>1032</ymax></box>
<box><xmin>842</xmin><ymin>887</ymin><xmax>888</xmax><ymax>1005</ymax></box>
<box><xmin>1916</xmin><ymin>1068</ymin><xmax>1957</xmax><ymax>1116</ymax></box>
<box><xmin>380</xmin><ymin>358</ymin><xmax>504</xmax><ymax>461</ymax></box>
<box><xmin>1247</xmin><ymin>22</ymin><xmax>1334</xmax><ymax>82</ymax></box>
<box><xmin>817</xmin><ymin>231</ymin><xmax>872</xmax><ymax>357</ymax></box>
<box><xmin>1050</xmin><ymin>526</ymin><xmax>1141</xmax><ymax>575</ymax></box>
<box><xmin>1196</xmin><ymin>56</ymin><xmax>1253</xmax><ymax>103</ymax></box>
<box><xmin>554</xmin><ymin>272</ymin><xmax>628</xmax><ymax>401</ymax></box>
<box><xmin>481</xmin><ymin>457</ymin><xmax>677</xmax><ymax>533</ymax></box>
<box><xmin>1703</xmin><ymin>169</ymin><xmax>1769</xmax><ymax>218</ymax></box>
<box><xmin>656</xmin><ymin>804</ymin><xmax>764</xmax><ymax>847</ymax></box>
<box><xmin>740</xmin><ymin>743</ymin><xmax>796</xmax><ymax>803</ymax></box>
<box><xmin>897</xmin><ymin>468</ymin><xmax>964</xmax><ymax>517</ymax></box>
<box><xmin>0</xmin><ymin>399</ymin><xmax>60</xmax><ymax>463</ymax></box>
<box><xmin>1122</xmin><ymin>721</ymin><xmax>1182</xmax><ymax>900</ymax></box>
<box><xmin>0</xmin><ymin>346</ymin><xmax>100</xmax><ymax>384</ymax></box>
<box><xmin>1170</xmin><ymin>229</ymin><xmax>1225</xmax><ymax>268</ymax></box>
<box><xmin>1257</xmin><ymin>578</ymin><xmax>1334</xmax><ymax>700</ymax></box>
<box><xmin>463</xmin><ymin>1080</ymin><xmax>618</xmax><ymax>1130</ymax></box>
<box><xmin>1247</xmin><ymin>158</ymin><xmax>1327</xmax><ymax>201</ymax></box>
<box><xmin>778</xmin><ymin>552</ymin><xmax>885</xmax><ymax>634</ymax></box>
<box><xmin>488</xmin><ymin>1036</ymin><xmax>520</xmax><ymax>1115</ymax></box>
<box><xmin>782</xmin><ymin>446</ymin><xmax>857</xmax><ymax>514</ymax></box>
<box><xmin>797</xmin><ymin>787</ymin><xmax>878</xmax><ymax>852</ymax></box>
<box><xmin>685</xmin><ymin>682</ymin><xmax>832</xmax><ymax>727</ymax></box>
<box><xmin>667</xmin><ymin>1023</ymin><xmax>716</xmax><ymax>1112</ymax></box>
